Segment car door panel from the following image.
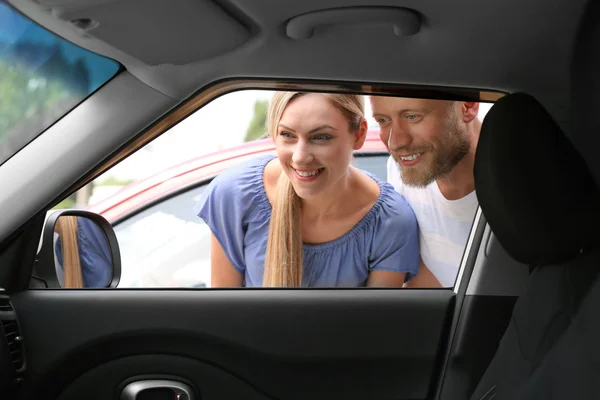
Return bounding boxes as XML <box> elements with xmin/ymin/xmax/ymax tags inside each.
<box><xmin>11</xmin><ymin>289</ymin><xmax>455</xmax><ymax>400</ymax></box>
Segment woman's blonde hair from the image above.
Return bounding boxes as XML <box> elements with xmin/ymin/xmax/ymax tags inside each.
<box><xmin>262</xmin><ymin>92</ymin><xmax>365</xmax><ymax>287</ymax></box>
<box><xmin>55</xmin><ymin>216</ymin><xmax>84</xmax><ymax>288</ymax></box>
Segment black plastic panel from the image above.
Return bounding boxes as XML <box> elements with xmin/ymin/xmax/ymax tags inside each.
<box><xmin>438</xmin><ymin>295</ymin><xmax>517</xmax><ymax>399</ymax></box>
<box><xmin>58</xmin><ymin>355</ymin><xmax>268</xmax><ymax>400</ymax></box>
<box><xmin>11</xmin><ymin>289</ymin><xmax>455</xmax><ymax>400</ymax></box>
<box><xmin>0</xmin><ymin>319</ymin><xmax>14</xmax><ymax>393</ymax></box>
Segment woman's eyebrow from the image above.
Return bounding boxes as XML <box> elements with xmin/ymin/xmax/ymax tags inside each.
<box><xmin>308</xmin><ymin>125</ymin><xmax>337</xmax><ymax>133</ymax></box>
<box><xmin>278</xmin><ymin>124</ymin><xmax>337</xmax><ymax>133</ymax></box>
<box><xmin>278</xmin><ymin>124</ymin><xmax>295</xmax><ymax>132</ymax></box>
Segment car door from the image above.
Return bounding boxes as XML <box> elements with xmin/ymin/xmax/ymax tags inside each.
<box><xmin>7</xmin><ymin>264</ymin><xmax>458</xmax><ymax>400</ymax></box>
<box><xmin>0</xmin><ymin>83</ymin><xmax>510</xmax><ymax>400</ymax></box>
<box><xmin>0</xmin><ymin>79</ymin><xmax>514</xmax><ymax>400</ymax></box>
<box><xmin>0</xmin><ymin>196</ymin><xmax>503</xmax><ymax>400</ymax></box>
<box><xmin>0</xmin><ymin>4</ymin><xmax>510</xmax><ymax>398</ymax></box>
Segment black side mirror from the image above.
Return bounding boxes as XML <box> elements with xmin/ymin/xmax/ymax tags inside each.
<box><xmin>34</xmin><ymin>210</ymin><xmax>121</xmax><ymax>288</ymax></box>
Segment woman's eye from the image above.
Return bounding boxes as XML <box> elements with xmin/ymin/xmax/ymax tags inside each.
<box><xmin>279</xmin><ymin>131</ymin><xmax>294</xmax><ymax>138</ymax></box>
<box><xmin>312</xmin><ymin>134</ymin><xmax>332</xmax><ymax>141</ymax></box>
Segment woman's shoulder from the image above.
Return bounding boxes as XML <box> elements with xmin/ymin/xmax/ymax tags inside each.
<box><xmin>338</xmin><ymin>169</ymin><xmax>417</xmax><ymax>244</ymax></box>
<box><xmin>212</xmin><ymin>154</ymin><xmax>275</xmax><ymax>188</ymax></box>
<box><xmin>194</xmin><ymin>154</ymin><xmax>275</xmax><ymax>216</ymax></box>
<box><xmin>367</xmin><ymin>174</ymin><xmax>417</xmax><ymax>230</ymax></box>
<box><xmin>352</xmin><ymin>169</ymin><xmax>412</xmax><ymax>214</ymax></box>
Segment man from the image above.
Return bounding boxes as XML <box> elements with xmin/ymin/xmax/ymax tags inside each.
<box><xmin>370</xmin><ymin>97</ymin><xmax>481</xmax><ymax>287</ymax></box>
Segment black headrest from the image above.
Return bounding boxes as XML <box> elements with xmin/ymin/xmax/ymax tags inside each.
<box><xmin>474</xmin><ymin>93</ymin><xmax>600</xmax><ymax>265</ymax></box>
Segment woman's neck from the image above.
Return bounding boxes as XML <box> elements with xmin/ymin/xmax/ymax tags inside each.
<box><xmin>301</xmin><ymin>170</ymin><xmax>354</xmax><ymax>220</ymax></box>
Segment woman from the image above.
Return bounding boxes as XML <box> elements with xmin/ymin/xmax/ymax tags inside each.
<box><xmin>195</xmin><ymin>92</ymin><xmax>420</xmax><ymax>287</ymax></box>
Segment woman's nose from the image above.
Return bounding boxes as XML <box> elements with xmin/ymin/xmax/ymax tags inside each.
<box><xmin>292</xmin><ymin>141</ymin><xmax>313</xmax><ymax>164</ymax></box>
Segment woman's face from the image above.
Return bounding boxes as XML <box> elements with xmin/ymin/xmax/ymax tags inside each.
<box><xmin>275</xmin><ymin>94</ymin><xmax>366</xmax><ymax>200</ymax></box>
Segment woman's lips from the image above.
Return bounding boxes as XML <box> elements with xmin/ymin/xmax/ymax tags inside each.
<box><xmin>292</xmin><ymin>167</ymin><xmax>324</xmax><ymax>182</ymax></box>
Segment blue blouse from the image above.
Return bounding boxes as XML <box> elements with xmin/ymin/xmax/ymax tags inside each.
<box><xmin>195</xmin><ymin>155</ymin><xmax>420</xmax><ymax>287</ymax></box>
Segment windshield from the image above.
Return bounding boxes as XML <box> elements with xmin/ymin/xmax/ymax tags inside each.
<box><xmin>0</xmin><ymin>1</ymin><xmax>120</xmax><ymax>166</ymax></box>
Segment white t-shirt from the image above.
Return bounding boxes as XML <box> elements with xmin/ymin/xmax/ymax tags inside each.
<box><xmin>386</xmin><ymin>156</ymin><xmax>478</xmax><ymax>287</ymax></box>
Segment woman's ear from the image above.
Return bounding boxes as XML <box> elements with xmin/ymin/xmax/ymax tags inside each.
<box><xmin>353</xmin><ymin>118</ymin><xmax>369</xmax><ymax>150</ymax></box>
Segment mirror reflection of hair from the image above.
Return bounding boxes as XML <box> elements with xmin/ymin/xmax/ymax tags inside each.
<box><xmin>55</xmin><ymin>216</ymin><xmax>84</xmax><ymax>288</ymax></box>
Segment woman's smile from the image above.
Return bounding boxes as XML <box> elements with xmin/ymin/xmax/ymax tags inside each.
<box><xmin>292</xmin><ymin>167</ymin><xmax>325</xmax><ymax>182</ymax></box>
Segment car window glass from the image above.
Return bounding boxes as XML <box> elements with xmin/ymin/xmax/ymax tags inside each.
<box><xmin>0</xmin><ymin>1</ymin><xmax>120</xmax><ymax>166</ymax></box>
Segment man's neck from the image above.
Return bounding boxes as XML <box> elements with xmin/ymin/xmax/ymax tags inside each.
<box><xmin>435</xmin><ymin>118</ymin><xmax>481</xmax><ymax>201</ymax></box>
<box><xmin>436</xmin><ymin>153</ymin><xmax>475</xmax><ymax>200</ymax></box>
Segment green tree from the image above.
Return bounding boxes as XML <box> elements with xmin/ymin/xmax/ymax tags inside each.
<box><xmin>0</xmin><ymin>60</ymin><xmax>76</xmax><ymax>163</ymax></box>
<box><xmin>52</xmin><ymin>196</ymin><xmax>76</xmax><ymax>210</ymax></box>
<box><xmin>244</xmin><ymin>99</ymin><xmax>268</xmax><ymax>142</ymax></box>
<box><xmin>0</xmin><ymin>46</ymin><xmax>90</xmax><ymax>163</ymax></box>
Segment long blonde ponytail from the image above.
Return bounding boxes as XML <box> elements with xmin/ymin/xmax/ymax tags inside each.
<box><xmin>263</xmin><ymin>173</ymin><xmax>303</xmax><ymax>287</ymax></box>
<box><xmin>262</xmin><ymin>92</ymin><xmax>365</xmax><ymax>287</ymax></box>
<box><xmin>55</xmin><ymin>216</ymin><xmax>84</xmax><ymax>288</ymax></box>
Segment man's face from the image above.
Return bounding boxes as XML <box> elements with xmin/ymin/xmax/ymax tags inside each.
<box><xmin>370</xmin><ymin>96</ymin><xmax>471</xmax><ymax>187</ymax></box>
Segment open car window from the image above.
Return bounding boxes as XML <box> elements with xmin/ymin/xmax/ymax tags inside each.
<box><xmin>0</xmin><ymin>0</ymin><xmax>120</xmax><ymax>166</ymax></box>
<box><xmin>49</xmin><ymin>89</ymin><xmax>493</xmax><ymax>290</ymax></box>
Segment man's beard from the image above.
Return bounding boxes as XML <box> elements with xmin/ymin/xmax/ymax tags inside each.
<box><xmin>392</xmin><ymin>116</ymin><xmax>470</xmax><ymax>188</ymax></box>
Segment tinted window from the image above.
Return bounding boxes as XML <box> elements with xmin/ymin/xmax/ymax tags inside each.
<box><xmin>0</xmin><ymin>1</ymin><xmax>120</xmax><ymax>165</ymax></box>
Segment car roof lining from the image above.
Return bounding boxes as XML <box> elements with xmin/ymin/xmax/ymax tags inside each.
<box><xmin>8</xmin><ymin>0</ymin><xmax>588</xmax><ymax>131</ymax></box>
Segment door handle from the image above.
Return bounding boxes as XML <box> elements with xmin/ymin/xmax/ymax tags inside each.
<box><xmin>120</xmin><ymin>379</ymin><xmax>195</xmax><ymax>400</ymax></box>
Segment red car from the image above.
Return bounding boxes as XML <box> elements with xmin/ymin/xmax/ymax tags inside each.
<box><xmin>89</xmin><ymin>130</ymin><xmax>390</xmax><ymax>288</ymax></box>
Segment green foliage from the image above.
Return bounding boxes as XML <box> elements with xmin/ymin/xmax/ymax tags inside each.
<box><xmin>0</xmin><ymin>60</ymin><xmax>73</xmax><ymax>139</ymax></box>
<box><xmin>0</xmin><ymin>42</ymin><xmax>92</xmax><ymax>164</ymax></box>
<box><xmin>244</xmin><ymin>99</ymin><xmax>268</xmax><ymax>142</ymax></box>
<box><xmin>52</xmin><ymin>197</ymin><xmax>75</xmax><ymax>210</ymax></box>
<box><xmin>95</xmin><ymin>176</ymin><xmax>135</xmax><ymax>187</ymax></box>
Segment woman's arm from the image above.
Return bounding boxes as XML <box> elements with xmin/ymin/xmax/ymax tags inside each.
<box><xmin>210</xmin><ymin>234</ymin><xmax>244</xmax><ymax>287</ymax></box>
<box><xmin>366</xmin><ymin>271</ymin><xmax>406</xmax><ymax>287</ymax></box>
<box><xmin>403</xmin><ymin>259</ymin><xmax>443</xmax><ymax>288</ymax></box>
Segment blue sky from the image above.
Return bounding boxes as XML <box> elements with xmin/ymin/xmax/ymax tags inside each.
<box><xmin>0</xmin><ymin>1</ymin><xmax>119</xmax><ymax>90</ymax></box>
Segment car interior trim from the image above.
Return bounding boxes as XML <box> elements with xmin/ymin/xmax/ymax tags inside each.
<box><xmin>454</xmin><ymin>207</ymin><xmax>483</xmax><ymax>294</ymax></box>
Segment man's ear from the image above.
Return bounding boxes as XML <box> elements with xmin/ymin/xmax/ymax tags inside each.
<box><xmin>462</xmin><ymin>102</ymin><xmax>480</xmax><ymax>123</ymax></box>
<box><xmin>353</xmin><ymin>119</ymin><xmax>369</xmax><ymax>150</ymax></box>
